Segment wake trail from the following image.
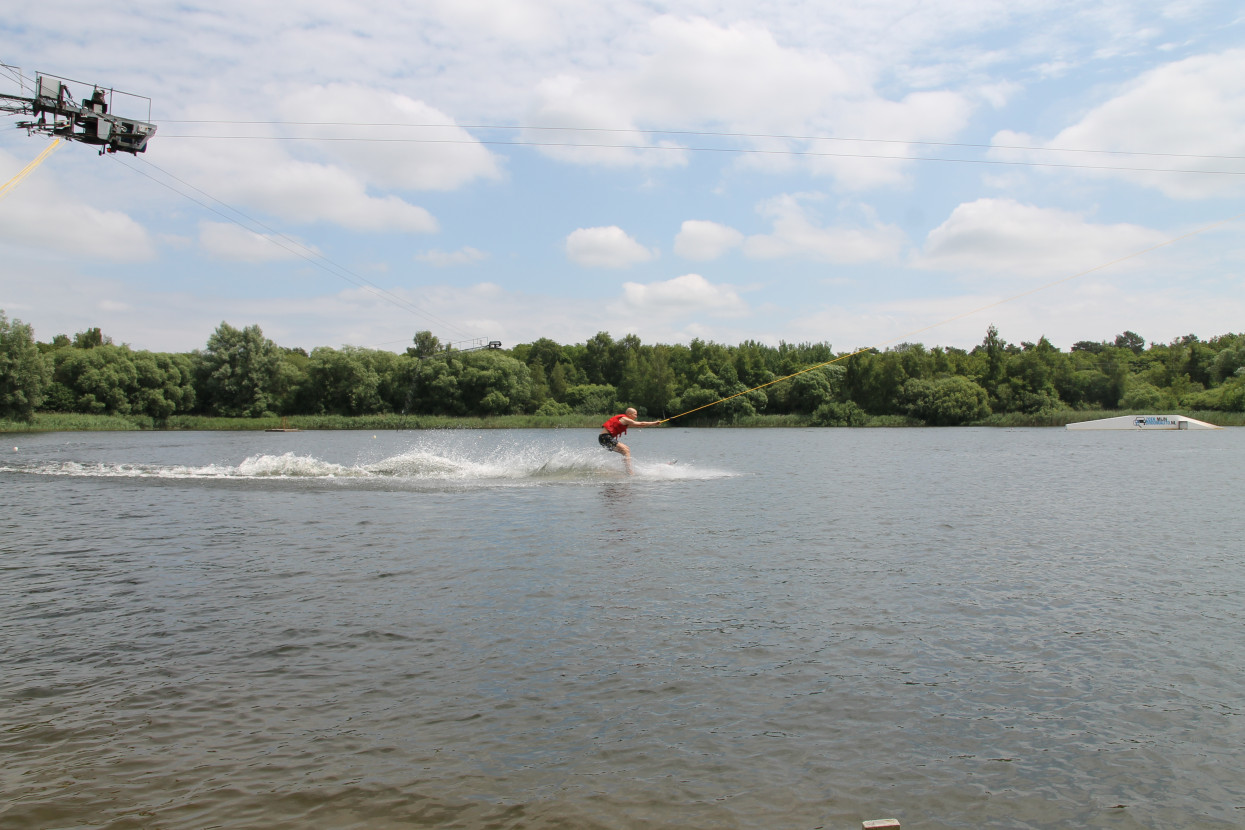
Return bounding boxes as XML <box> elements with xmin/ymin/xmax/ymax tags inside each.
<box><xmin>1</xmin><ymin>441</ymin><xmax>733</xmax><ymax>485</ymax></box>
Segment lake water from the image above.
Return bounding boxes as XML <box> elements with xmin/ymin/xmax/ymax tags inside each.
<box><xmin>2</xmin><ymin>427</ymin><xmax>1242</xmax><ymax>829</ymax></box>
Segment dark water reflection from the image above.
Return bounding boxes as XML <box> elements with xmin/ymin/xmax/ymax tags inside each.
<box><xmin>2</xmin><ymin>428</ymin><xmax>1243</xmax><ymax>828</ymax></box>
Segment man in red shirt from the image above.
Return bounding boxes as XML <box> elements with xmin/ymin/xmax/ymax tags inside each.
<box><xmin>598</xmin><ymin>407</ymin><xmax>661</xmax><ymax>474</ymax></box>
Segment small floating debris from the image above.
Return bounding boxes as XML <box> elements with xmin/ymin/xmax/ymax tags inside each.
<box><xmin>265</xmin><ymin>417</ymin><xmax>300</xmax><ymax>433</ymax></box>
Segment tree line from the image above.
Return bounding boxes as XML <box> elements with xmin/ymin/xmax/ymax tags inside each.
<box><xmin>2</xmin><ymin>310</ymin><xmax>1243</xmax><ymax>425</ymax></box>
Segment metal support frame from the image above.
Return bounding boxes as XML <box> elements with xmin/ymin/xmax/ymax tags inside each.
<box><xmin>3</xmin><ymin>68</ymin><xmax>156</xmax><ymax>154</ymax></box>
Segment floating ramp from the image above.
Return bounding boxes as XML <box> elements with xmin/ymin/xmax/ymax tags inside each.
<box><xmin>1066</xmin><ymin>414</ymin><xmax>1221</xmax><ymax>430</ymax></box>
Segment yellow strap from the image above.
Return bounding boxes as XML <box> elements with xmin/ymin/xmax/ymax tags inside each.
<box><xmin>0</xmin><ymin>139</ymin><xmax>62</xmax><ymax>201</ymax></box>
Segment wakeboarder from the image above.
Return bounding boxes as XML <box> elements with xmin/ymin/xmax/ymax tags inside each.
<box><xmin>598</xmin><ymin>408</ymin><xmax>661</xmax><ymax>474</ymax></box>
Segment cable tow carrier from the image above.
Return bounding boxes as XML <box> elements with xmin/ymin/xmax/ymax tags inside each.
<box><xmin>2</xmin><ymin>69</ymin><xmax>156</xmax><ymax>154</ymax></box>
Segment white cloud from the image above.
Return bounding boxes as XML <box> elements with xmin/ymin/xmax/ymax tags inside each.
<box><xmin>525</xmin><ymin>75</ymin><xmax>690</xmax><ymax>168</ymax></box>
<box><xmin>0</xmin><ymin>150</ymin><xmax>156</xmax><ymax>262</ymax></box>
<box><xmin>565</xmin><ymin>226</ymin><xmax>656</xmax><ymax>268</ymax></box>
<box><xmin>522</xmin><ymin>15</ymin><xmax>975</xmax><ymax>187</ymax></box>
<box><xmin>777</xmin><ymin>249</ymin><xmax>1245</xmax><ymax>352</ymax></box>
<box><xmin>418</xmin><ymin>0</ymin><xmax>570</xmax><ymax>43</ymax></box>
<box><xmin>415</xmin><ymin>247</ymin><xmax>489</xmax><ymax>266</ymax></box>
<box><xmin>634</xmin><ymin>16</ymin><xmax>860</xmax><ymax>128</ymax></box>
<box><xmin>743</xmin><ymin>194</ymin><xmax>907</xmax><ymax>263</ymax></box>
<box><xmin>990</xmin><ymin>49</ymin><xmax>1245</xmax><ymax>199</ymax></box>
<box><xmin>149</xmin><ymin>124</ymin><xmax>439</xmax><ymax>234</ymax></box>
<box><xmin>618</xmin><ymin>273</ymin><xmax>748</xmax><ymax>317</ymax></box>
<box><xmin>802</xmin><ymin>90</ymin><xmax>973</xmax><ymax>189</ymax></box>
<box><xmin>227</xmin><ymin>157</ymin><xmax>440</xmax><ymax>233</ymax></box>
<box><xmin>198</xmin><ymin>221</ymin><xmax>316</xmax><ymax>262</ymax></box>
<box><xmin>277</xmin><ymin>84</ymin><xmax>503</xmax><ymax>191</ymax></box>
<box><xmin>914</xmin><ymin>198</ymin><xmax>1167</xmax><ymax>279</ymax></box>
<box><xmin>674</xmin><ymin>220</ymin><xmax>744</xmax><ymax>261</ymax></box>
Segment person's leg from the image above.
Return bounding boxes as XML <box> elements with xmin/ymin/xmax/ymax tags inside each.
<box><xmin>616</xmin><ymin>441</ymin><xmax>633</xmax><ymax>474</ymax></box>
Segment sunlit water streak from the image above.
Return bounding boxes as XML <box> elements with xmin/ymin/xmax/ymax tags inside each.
<box><xmin>2</xmin><ymin>427</ymin><xmax>1243</xmax><ymax>829</ymax></box>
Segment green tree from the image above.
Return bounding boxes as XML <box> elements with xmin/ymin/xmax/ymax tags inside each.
<box><xmin>547</xmin><ymin>361</ymin><xmax>570</xmax><ymax>401</ymax></box>
<box><xmin>781</xmin><ymin>365</ymin><xmax>845</xmax><ymax>413</ymax></box>
<box><xmin>1165</xmin><ymin>373</ymin><xmax>1205</xmax><ymax>407</ymax></box>
<box><xmin>998</xmin><ymin>337</ymin><xmax>1062</xmax><ymax>413</ymax></box>
<box><xmin>976</xmin><ymin>325</ymin><xmax>1007</xmax><ymax>406</ymax></box>
<box><xmin>406</xmin><ymin>330</ymin><xmax>441</xmax><ymax>359</ymax></box>
<box><xmin>564</xmin><ymin>383</ymin><xmax>617</xmax><ymax>414</ymax></box>
<box><xmin>581</xmin><ymin>332</ymin><xmax>618</xmax><ymax>386</ymax></box>
<box><xmin>197</xmin><ymin>322</ymin><xmax>284</xmax><ymax>417</ymax></box>
<box><xmin>902</xmin><ymin>376</ymin><xmax>991</xmax><ymax>425</ymax></box>
<box><xmin>0</xmin><ymin>312</ymin><xmax>51</xmax><ymax>421</ymax></box>
<box><xmin>456</xmin><ymin>350</ymin><xmax>531</xmax><ymax>414</ymax></box>
<box><xmin>1183</xmin><ymin>339</ymin><xmax>1216</xmax><ymax>387</ymax></box>
<box><xmin>304</xmin><ymin>346</ymin><xmax>385</xmax><ymax>415</ymax></box>
<box><xmin>535</xmin><ymin>400</ymin><xmax>573</xmax><ymax>416</ymax></box>
<box><xmin>1071</xmin><ymin>340</ymin><xmax>1106</xmax><ymax>354</ymax></box>
<box><xmin>131</xmin><ymin>351</ymin><xmax>196</xmax><ymax>418</ymax></box>
<box><xmin>893</xmin><ymin>342</ymin><xmax>933</xmax><ymax>382</ymax></box>
<box><xmin>48</xmin><ymin>344</ymin><xmax>138</xmax><ymax>414</ymax></box>
<box><xmin>72</xmin><ymin>327</ymin><xmax>110</xmax><ymax>349</ymax></box>
<box><xmin>845</xmin><ymin>349</ymin><xmax>909</xmax><ymax>415</ymax></box>
<box><xmin>732</xmin><ymin>341</ymin><xmax>768</xmax><ymax>388</ymax></box>
<box><xmin>615</xmin><ymin>343</ymin><xmax>644</xmax><ymax>408</ymax></box>
<box><xmin>407</xmin><ymin>358</ymin><xmax>461</xmax><ymax>414</ymax></box>
<box><xmin>523</xmin><ymin>338</ymin><xmax>567</xmax><ymax>371</ymax></box>
<box><xmin>526</xmin><ymin>361</ymin><xmax>551</xmax><ymax>407</ymax></box>
<box><xmin>272</xmin><ymin>348</ymin><xmax>311</xmax><ymax>413</ymax></box>
<box><xmin>667</xmin><ymin>385</ymin><xmax>719</xmax><ymax>422</ymax></box>
<box><xmin>1098</xmin><ymin>349</ymin><xmax>1130</xmax><ymax>408</ymax></box>
<box><xmin>406</xmin><ymin>350</ymin><xmax>532</xmax><ymax>415</ymax></box>
<box><xmin>1119</xmin><ymin>378</ymin><xmax>1162</xmax><ymax>411</ymax></box>
<box><xmin>1210</xmin><ymin>336</ymin><xmax>1245</xmax><ymax>384</ymax></box>
<box><xmin>44</xmin><ymin>333</ymin><xmax>72</xmax><ymax>352</ymax></box>
<box><xmin>1113</xmin><ymin>331</ymin><xmax>1146</xmax><ymax>354</ymax></box>
<box><xmin>1185</xmin><ymin>376</ymin><xmax>1245</xmax><ymax>411</ymax></box>
<box><xmin>668</xmin><ymin>361</ymin><xmax>764</xmax><ymax>422</ymax></box>
<box><xmin>811</xmin><ymin>400</ymin><xmax>868</xmax><ymax>426</ymax></box>
<box><xmin>629</xmin><ymin>346</ymin><xmax>679</xmax><ymax>417</ymax></box>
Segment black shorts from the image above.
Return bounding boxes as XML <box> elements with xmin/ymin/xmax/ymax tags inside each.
<box><xmin>598</xmin><ymin>432</ymin><xmax>619</xmax><ymax>451</ymax></box>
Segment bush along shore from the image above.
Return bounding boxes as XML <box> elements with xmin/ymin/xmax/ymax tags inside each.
<box><xmin>4</xmin><ymin>409</ymin><xmax>1243</xmax><ymax>433</ymax></box>
<box><xmin>3</xmin><ymin>314</ymin><xmax>1243</xmax><ymax>429</ymax></box>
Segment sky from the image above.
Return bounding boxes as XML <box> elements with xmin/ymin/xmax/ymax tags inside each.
<box><xmin>2</xmin><ymin>1</ymin><xmax>1244</xmax><ymax>356</ymax></box>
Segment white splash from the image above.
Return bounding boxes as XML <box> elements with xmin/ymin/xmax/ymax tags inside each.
<box><xmin>2</xmin><ymin>443</ymin><xmax>733</xmax><ymax>485</ymax></box>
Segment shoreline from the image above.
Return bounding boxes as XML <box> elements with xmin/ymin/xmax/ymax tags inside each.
<box><xmin>4</xmin><ymin>410</ymin><xmax>1243</xmax><ymax>433</ymax></box>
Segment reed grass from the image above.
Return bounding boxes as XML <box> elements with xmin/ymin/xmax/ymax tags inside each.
<box><xmin>159</xmin><ymin>413</ymin><xmax>607</xmax><ymax>430</ymax></box>
<box><xmin>4</xmin><ymin>408</ymin><xmax>1241</xmax><ymax>434</ymax></box>
<box><xmin>1</xmin><ymin>413</ymin><xmax>156</xmax><ymax>433</ymax></box>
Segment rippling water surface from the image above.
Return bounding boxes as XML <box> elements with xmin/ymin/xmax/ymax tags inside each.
<box><xmin>2</xmin><ymin>427</ymin><xmax>1243</xmax><ymax>829</ymax></box>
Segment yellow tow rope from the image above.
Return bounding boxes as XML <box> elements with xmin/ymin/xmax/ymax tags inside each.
<box><xmin>0</xmin><ymin>139</ymin><xmax>62</xmax><ymax>201</ymax></box>
<box><xmin>660</xmin><ymin>210</ymin><xmax>1245</xmax><ymax>423</ymax></box>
